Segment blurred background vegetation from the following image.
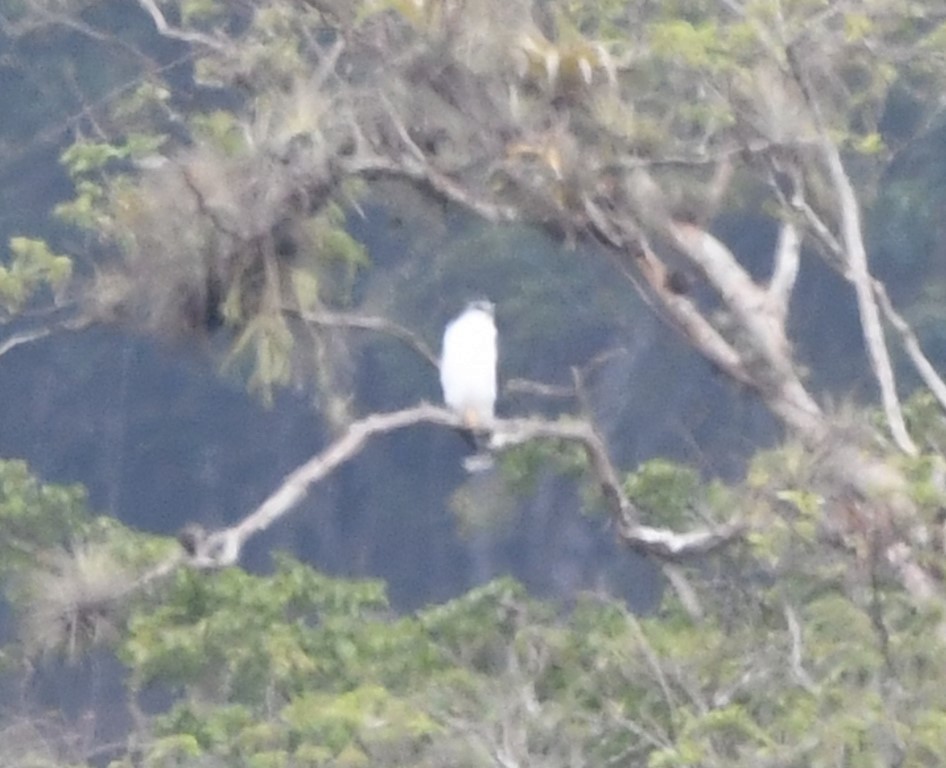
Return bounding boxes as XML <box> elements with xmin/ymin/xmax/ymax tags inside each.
<box><xmin>1</xmin><ymin>0</ymin><xmax>946</xmax><ymax>765</ymax></box>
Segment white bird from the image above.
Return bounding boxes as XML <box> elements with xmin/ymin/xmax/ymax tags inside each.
<box><xmin>440</xmin><ymin>300</ymin><xmax>498</xmax><ymax>468</ymax></box>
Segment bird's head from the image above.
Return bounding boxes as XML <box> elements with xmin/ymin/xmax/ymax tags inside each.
<box><xmin>466</xmin><ymin>298</ymin><xmax>495</xmax><ymax>315</ymax></box>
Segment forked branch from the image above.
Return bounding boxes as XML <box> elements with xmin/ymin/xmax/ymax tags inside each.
<box><xmin>181</xmin><ymin>404</ymin><xmax>744</xmax><ymax>569</ymax></box>
<box><xmin>785</xmin><ymin>47</ymin><xmax>916</xmax><ymax>455</ymax></box>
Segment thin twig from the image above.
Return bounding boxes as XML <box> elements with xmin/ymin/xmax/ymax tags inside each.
<box><xmin>0</xmin><ymin>327</ymin><xmax>55</xmax><ymax>359</ymax></box>
<box><xmin>135</xmin><ymin>0</ymin><xmax>228</xmax><ymax>51</ymax></box>
<box><xmin>782</xmin><ymin>604</ymin><xmax>819</xmax><ymax>693</ymax></box>
<box><xmin>0</xmin><ymin>316</ymin><xmax>92</xmax><ymax>359</ymax></box>
<box><xmin>344</xmin><ymin>154</ymin><xmax>521</xmax><ymax>223</ymax></box>
<box><xmin>625</xmin><ymin>611</ymin><xmax>680</xmax><ymax>725</ymax></box>
<box><xmin>296</xmin><ymin>308</ymin><xmax>440</xmax><ymax>368</ymax></box>
<box><xmin>873</xmin><ymin>280</ymin><xmax>946</xmax><ymax>414</ymax></box>
<box><xmin>661</xmin><ymin>563</ymin><xmax>704</xmax><ymax>620</ymax></box>
<box><xmin>803</xmin><ymin>205</ymin><xmax>946</xmax><ymax>420</ymax></box>
<box><xmin>504</xmin><ymin>378</ymin><xmax>575</xmax><ymax>399</ymax></box>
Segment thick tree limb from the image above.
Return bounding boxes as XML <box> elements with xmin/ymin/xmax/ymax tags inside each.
<box><xmin>604</xmin><ymin>165</ymin><xmax>823</xmax><ymax>439</ymax></box>
<box><xmin>661</xmin><ymin>563</ymin><xmax>704</xmax><ymax>619</ymax></box>
<box><xmin>581</xmin><ymin>195</ymin><xmax>756</xmax><ymax>389</ymax></box>
<box><xmin>667</xmin><ymin>222</ymin><xmax>824</xmax><ymax>439</ymax></box>
<box><xmin>669</xmin><ymin>222</ymin><xmax>791</xmax><ymax>373</ymax></box>
<box><xmin>341</xmin><ymin>122</ymin><xmax>829</xmax><ymax>445</ymax></box>
<box><xmin>344</xmin><ymin>150</ymin><xmax>824</xmax><ymax>444</ymax></box>
<box><xmin>183</xmin><ymin>404</ymin><xmax>743</xmax><ymax>569</ymax></box>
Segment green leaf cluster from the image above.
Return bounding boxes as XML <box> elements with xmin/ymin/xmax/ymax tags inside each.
<box><xmin>1</xmin><ymin>237</ymin><xmax>72</xmax><ymax>316</ymax></box>
<box><xmin>624</xmin><ymin>458</ymin><xmax>703</xmax><ymax>528</ymax></box>
<box><xmin>60</xmin><ymin>134</ymin><xmax>167</xmax><ymax>178</ymax></box>
<box><xmin>0</xmin><ymin>460</ymin><xmax>90</xmax><ymax>578</ymax></box>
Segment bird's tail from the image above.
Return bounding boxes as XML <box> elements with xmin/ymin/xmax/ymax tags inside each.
<box><xmin>463</xmin><ymin>452</ymin><xmax>495</xmax><ymax>472</ymax></box>
<box><xmin>456</xmin><ymin>426</ymin><xmax>494</xmax><ymax>472</ymax></box>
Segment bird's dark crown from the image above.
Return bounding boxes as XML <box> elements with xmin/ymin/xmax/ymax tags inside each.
<box><xmin>466</xmin><ymin>298</ymin><xmax>494</xmax><ymax>315</ymax></box>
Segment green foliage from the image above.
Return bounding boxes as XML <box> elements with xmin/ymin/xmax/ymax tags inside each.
<box><xmin>1</xmin><ymin>237</ymin><xmax>72</xmax><ymax>316</ymax></box>
<box><xmin>190</xmin><ymin>110</ymin><xmax>247</xmax><ymax>155</ymax></box>
<box><xmin>299</xmin><ymin>201</ymin><xmax>370</xmax><ymax>305</ymax></box>
<box><xmin>122</xmin><ymin>555</ymin><xmax>391</xmax><ymax>696</ymax></box>
<box><xmin>7</xmin><ymin>1</ymin><xmax>946</xmax><ymax>766</ymax></box>
<box><xmin>0</xmin><ymin>460</ymin><xmax>90</xmax><ymax>578</ymax></box>
<box><xmin>853</xmin><ymin>130</ymin><xmax>885</xmax><ymax>155</ymax></box>
<box><xmin>500</xmin><ymin>438</ymin><xmax>587</xmax><ymax>496</ymax></box>
<box><xmin>282</xmin><ymin>684</ymin><xmax>441</xmax><ymax>752</ymax></box>
<box><xmin>181</xmin><ymin>0</ymin><xmax>226</xmax><ymax>25</ymax></box>
<box><xmin>120</xmin><ymin>569</ymin><xmax>540</xmax><ymax>764</ymax></box>
<box><xmin>1</xmin><ymin>437</ymin><xmax>946</xmax><ymax>767</ymax></box>
<box><xmin>650</xmin><ymin>20</ymin><xmax>729</xmax><ymax>71</ymax></box>
<box><xmin>624</xmin><ymin>459</ymin><xmax>703</xmax><ymax>528</ymax></box>
<box><xmin>904</xmin><ymin>391</ymin><xmax>946</xmax><ymax>454</ymax></box>
<box><xmin>60</xmin><ymin>135</ymin><xmax>166</xmax><ymax>178</ymax></box>
<box><xmin>112</xmin><ymin>81</ymin><xmax>172</xmax><ymax>123</ymax></box>
<box><xmin>0</xmin><ymin>461</ymin><xmax>178</xmax><ymax>665</ymax></box>
<box><xmin>53</xmin><ymin>180</ymin><xmax>109</xmax><ymax>232</ymax></box>
<box><xmin>224</xmin><ymin>315</ymin><xmax>295</xmax><ymax>406</ymax></box>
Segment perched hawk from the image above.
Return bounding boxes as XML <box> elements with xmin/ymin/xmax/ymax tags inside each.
<box><xmin>440</xmin><ymin>300</ymin><xmax>497</xmax><ymax>468</ymax></box>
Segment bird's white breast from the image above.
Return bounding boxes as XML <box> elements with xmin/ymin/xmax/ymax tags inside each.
<box><xmin>440</xmin><ymin>309</ymin><xmax>498</xmax><ymax>425</ymax></box>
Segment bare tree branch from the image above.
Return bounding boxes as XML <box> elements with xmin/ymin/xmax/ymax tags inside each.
<box><xmin>344</xmin><ymin>151</ymin><xmax>826</xmax><ymax>445</ymax></box>
<box><xmin>799</xmin><ymin>201</ymin><xmax>845</xmax><ymax>266</ymax></box>
<box><xmin>135</xmin><ymin>0</ymin><xmax>228</xmax><ymax>52</ymax></box>
<box><xmin>667</xmin><ymin>222</ymin><xmax>825</xmax><ymax>439</ymax></box>
<box><xmin>768</xmin><ymin>219</ymin><xmax>801</xmax><ymax>322</ymax></box>
<box><xmin>581</xmin><ymin>194</ymin><xmax>758</xmax><ymax>388</ymax></box>
<box><xmin>619</xmin><ymin>165</ymin><xmax>817</xmax><ymax>437</ymax></box>
<box><xmin>0</xmin><ymin>316</ymin><xmax>92</xmax><ymax>360</ymax></box>
<box><xmin>344</xmin><ymin>154</ymin><xmax>521</xmax><ymax>223</ymax></box>
<box><xmin>873</xmin><ymin>280</ymin><xmax>946</xmax><ymax>415</ymax></box>
<box><xmin>296</xmin><ymin>308</ymin><xmax>440</xmax><ymax>368</ymax></box>
<box><xmin>669</xmin><ymin>222</ymin><xmax>791</xmax><ymax>373</ymax></box>
<box><xmin>625</xmin><ymin>610</ymin><xmax>680</xmax><ymax>718</ymax></box>
<box><xmin>173</xmin><ymin>404</ymin><xmax>745</xmax><ymax>570</ymax></box>
<box><xmin>0</xmin><ymin>327</ymin><xmax>57</xmax><ymax>359</ymax></box>
<box><xmin>785</xmin><ymin>48</ymin><xmax>916</xmax><ymax>455</ymax></box>
<box><xmin>783</xmin><ymin>603</ymin><xmax>819</xmax><ymax>694</ymax></box>
<box><xmin>822</xmin><ymin>140</ymin><xmax>916</xmax><ymax>455</ymax></box>
<box><xmin>661</xmin><ymin>563</ymin><xmax>704</xmax><ymax>620</ymax></box>
<box><xmin>800</xmin><ymin>201</ymin><xmax>946</xmax><ymax>421</ymax></box>
<box><xmin>504</xmin><ymin>378</ymin><xmax>575</xmax><ymax>399</ymax></box>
